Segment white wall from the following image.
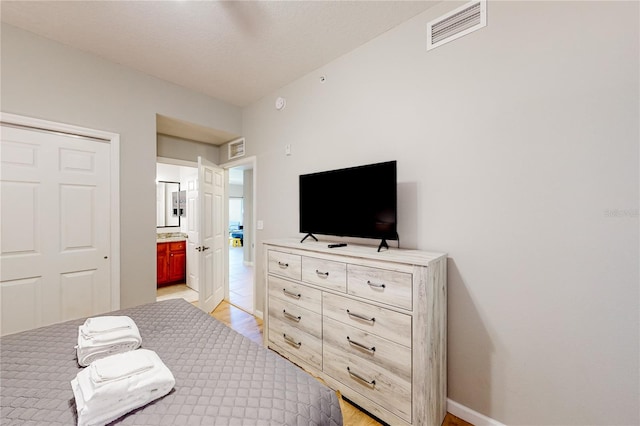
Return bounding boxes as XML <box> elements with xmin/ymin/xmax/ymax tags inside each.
<box><xmin>243</xmin><ymin>169</ymin><xmax>254</xmax><ymax>263</ymax></box>
<box><xmin>156</xmin><ymin>163</ymin><xmax>182</xmax><ymax>182</ymax></box>
<box><xmin>156</xmin><ymin>163</ymin><xmax>181</xmax><ymax>232</ymax></box>
<box><xmin>157</xmin><ymin>133</ymin><xmax>220</xmax><ymax>164</ymax></box>
<box><xmin>228</xmin><ymin>184</ymin><xmax>244</xmax><ymax>198</ymax></box>
<box><xmin>156</xmin><ymin>163</ymin><xmax>197</xmax><ymax>234</ymax></box>
<box><xmin>241</xmin><ymin>1</ymin><xmax>639</xmax><ymax>424</ymax></box>
<box><xmin>1</xmin><ymin>24</ymin><xmax>242</xmax><ymax>309</ymax></box>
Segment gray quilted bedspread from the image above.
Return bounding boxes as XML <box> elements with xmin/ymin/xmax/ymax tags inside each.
<box><xmin>0</xmin><ymin>299</ymin><xmax>343</xmax><ymax>426</ymax></box>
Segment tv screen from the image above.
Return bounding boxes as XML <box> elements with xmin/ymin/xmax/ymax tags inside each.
<box><xmin>299</xmin><ymin>161</ymin><xmax>397</xmax><ymax>244</ymax></box>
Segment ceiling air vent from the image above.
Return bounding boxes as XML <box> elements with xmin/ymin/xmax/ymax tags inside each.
<box><xmin>228</xmin><ymin>138</ymin><xmax>245</xmax><ymax>160</ymax></box>
<box><xmin>427</xmin><ymin>0</ymin><xmax>486</xmax><ymax>51</ymax></box>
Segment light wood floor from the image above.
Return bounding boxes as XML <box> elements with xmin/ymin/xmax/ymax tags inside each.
<box><xmin>211</xmin><ymin>300</ymin><xmax>263</xmax><ymax>345</ymax></box>
<box><xmin>211</xmin><ymin>301</ymin><xmax>472</xmax><ymax>426</ymax></box>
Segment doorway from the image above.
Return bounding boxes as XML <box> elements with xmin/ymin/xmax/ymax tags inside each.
<box><xmin>223</xmin><ymin>157</ymin><xmax>256</xmax><ymax>315</ymax></box>
<box><xmin>155</xmin><ymin>159</ymin><xmax>198</xmax><ymax>304</ymax></box>
<box><xmin>155</xmin><ymin>156</ymin><xmax>257</xmax><ymax>316</ymax></box>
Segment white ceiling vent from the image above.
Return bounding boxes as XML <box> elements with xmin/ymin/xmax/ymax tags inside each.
<box><xmin>427</xmin><ymin>0</ymin><xmax>486</xmax><ymax>51</ymax></box>
<box><xmin>228</xmin><ymin>138</ymin><xmax>245</xmax><ymax>160</ymax></box>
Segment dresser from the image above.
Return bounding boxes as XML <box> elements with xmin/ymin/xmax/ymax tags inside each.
<box><xmin>263</xmin><ymin>239</ymin><xmax>447</xmax><ymax>426</ymax></box>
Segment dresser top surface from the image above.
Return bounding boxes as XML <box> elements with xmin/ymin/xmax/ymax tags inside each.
<box><xmin>263</xmin><ymin>238</ymin><xmax>446</xmax><ymax>267</ymax></box>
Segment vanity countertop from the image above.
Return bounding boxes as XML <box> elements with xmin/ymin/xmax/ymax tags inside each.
<box><xmin>156</xmin><ymin>236</ymin><xmax>187</xmax><ymax>243</ymax></box>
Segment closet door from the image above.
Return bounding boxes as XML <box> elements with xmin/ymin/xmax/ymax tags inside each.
<box><xmin>1</xmin><ymin>124</ymin><xmax>111</xmax><ymax>335</ymax></box>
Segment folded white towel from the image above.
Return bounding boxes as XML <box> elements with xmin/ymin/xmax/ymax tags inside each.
<box><xmin>71</xmin><ymin>349</ymin><xmax>175</xmax><ymax>426</ymax></box>
<box><xmin>76</xmin><ymin>316</ymin><xmax>142</xmax><ymax>367</ymax></box>
<box><xmin>90</xmin><ymin>355</ymin><xmax>153</xmax><ymax>384</ymax></box>
<box><xmin>82</xmin><ymin>316</ymin><xmax>135</xmax><ymax>335</ymax></box>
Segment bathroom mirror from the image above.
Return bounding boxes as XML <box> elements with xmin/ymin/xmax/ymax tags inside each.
<box><xmin>156</xmin><ymin>181</ymin><xmax>181</xmax><ymax>228</ymax></box>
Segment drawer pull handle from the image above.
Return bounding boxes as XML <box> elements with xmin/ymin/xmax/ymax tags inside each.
<box><xmin>315</xmin><ymin>269</ymin><xmax>329</xmax><ymax>277</ymax></box>
<box><xmin>283</xmin><ymin>310</ymin><xmax>301</xmax><ymax>322</ymax></box>
<box><xmin>282</xmin><ymin>288</ymin><xmax>301</xmax><ymax>299</ymax></box>
<box><xmin>346</xmin><ymin>309</ymin><xmax>375</xmax><ymax>323</ymax></box>
<box><xmin>283</xmin><ymin>333</ymin><xmax>301</xmax><ymax>348</ymax></box>
<box><xmin>277</xmin><ymin>261</ymin><xmax>289</xmax><ymax>268</ymax></box>
<box><xmin>347</xmin><ymin>336</ymin><xmax>375</xmax><ymax>353</ymax></box>
<box><xmin>347</xmin><ymin>367</ymin><xmax>376</xmax><ymax>387</ymax></box>
<box><xmin>367</xmin><ymin>280</ymin><xmax>386</xmax><ymax>289</ymax></box>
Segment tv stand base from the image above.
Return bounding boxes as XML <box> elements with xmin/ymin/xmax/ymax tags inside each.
<box><xmin>300</xmin><ymin>233</ymin><xmax>318</xmax><ymax>243</ymax></box>
<box><xmin>377</xmin><ymin>239</ymin><xmax>389</xmax><ymax>252</ymax></box>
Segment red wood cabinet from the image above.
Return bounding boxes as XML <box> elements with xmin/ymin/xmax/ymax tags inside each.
<box><xmin>167</xmin><ymin>243</ymin><xmax>186</xmax><ymax>282</ymax></box>
<box><xmin>157</xmin><ymin>243</ymin><xmax>169</xmax><ymax>284</ymax></box>
<box><xmin>157</xmin><ymin>241</ymin><xmax>186</xmax><ymax>286</ymax></box>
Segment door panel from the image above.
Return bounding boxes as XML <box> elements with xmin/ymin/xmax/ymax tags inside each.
<box><xmin>0</xmin><ymin>125</ymin><xmax>111</xmax><ymax>336</ymax></box>
<box><xmin>0</xmin><ymin>277</ymin><xmax>42</xmax><ymax>332</ymax></box>
<box><xmin>60</xmin><ymin>269</ymin><xmax>99</xmax><ymax>321</ymax></box>
<box><xmin>60</xmin><ymin>185</ymin><xmax>96</xmax><ymax>250</ymax></box>
<box><xmin>213</xmin><ymin>173</ymin><xmax>224</xmax><ymax>305</ymax></box>
<box><xmin>1</xmin><ymin>182</ymin><xmax>39</xmax><ymax>258</ymax></box>
<box><xmin>157</xmin><ymin>243</ymin><xmax>167</xmax><ymax>285</ymax></box>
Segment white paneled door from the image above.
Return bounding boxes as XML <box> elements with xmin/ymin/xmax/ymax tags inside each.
<box><xmin>197</xmin><ymin>157</ymin><xmax>225</xmax><ymax>314</ymax></box>
<box><xmin>0</xmin><ymin>124</ymin><xmax>112</xmax><ymax>336</ymax></box>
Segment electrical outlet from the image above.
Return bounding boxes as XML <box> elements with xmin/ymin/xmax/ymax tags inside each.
<box><xmin>257</xmin><ymin>220</ymin><xmax>264</xmax><ymax>230</ymax></box>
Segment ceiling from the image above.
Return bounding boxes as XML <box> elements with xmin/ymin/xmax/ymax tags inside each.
<box><xmin>1</xmin><ymin>1</ymin><xmax>439</xmax><ymax>110</ymax></box>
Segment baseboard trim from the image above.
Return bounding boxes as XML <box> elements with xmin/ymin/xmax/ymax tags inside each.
<box><xmin>447</xmin><ymin>399</ymin><xmax>506</xmax><ymax>426</ymax></box>
<box><xmin>254</xmin><ymin>309</ymin><xmax>263</xmax><ymax>320</ymax></box>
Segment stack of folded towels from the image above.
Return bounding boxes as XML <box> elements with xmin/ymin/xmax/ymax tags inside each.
<box><xmin>76</xmin><ymin>316</ymin><xmax>142</xmax><ymax>367</ymax></box>
<box><xmin>71</xmin><ymin>316</ymin><xmax>175</xmax><ymax>426</ymax></box>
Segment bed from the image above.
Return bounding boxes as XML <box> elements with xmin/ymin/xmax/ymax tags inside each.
<box><xmin>0</xmin><ymin>298</ymin><xmax>343</xmax><ymax>425</ymax></box>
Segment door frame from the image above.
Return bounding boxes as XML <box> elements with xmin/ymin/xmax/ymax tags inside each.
<box><xmin>155</xmin><ymin>155</ymin><xmax>258</xmax><ymax>317</ymax></box>
<box><xmin>220</xmin><ymin>155</ymin><xmax>259</xmax><ymax>318</ymax></box>
<box><xmin>1</xmin><ymin>112</ymin><xmax>121</xmax><ymax>310</ymax></box>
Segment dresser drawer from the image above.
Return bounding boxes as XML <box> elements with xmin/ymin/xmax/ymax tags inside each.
<box><xmin>268</xmin><ymin>250</ymin><xmax>302</xmax><ymax>281</ymax></box>
<box><xmin>302</xmin><ymin>256</ymin><xmax>347</xmax><ymax>292</ymax></box>
<box><xmin>269</xmin><ymin>316</ymin><xmax>322</xmax><ymax>370</ymax></box>
<box><xmin>268</xmin><ymin>276</ymin><xmax>322</xmax><ymax>314</ymax></box>
<box><xmin>269</xmin><ymin>296</ymin><xmax>322</xmax><ymax>339</ymax></box>
<box><xmin>347</xmin><ymin>264</ymin><xmax>412</xmax><ymax>310</ymax></box>
<box><xmin>323</xmin><ymin>342</ymin><xmax>412</xmax><ymax>422</ymax></box>
<box><xmin>323</xmin><ymin>292</ymin><xmax>411</xmax><ymax>347</ymax></box>
<box><xmin>323</xmin><ymin>317</ymin><xmax>410</xmax><ymax>382</ymax></box>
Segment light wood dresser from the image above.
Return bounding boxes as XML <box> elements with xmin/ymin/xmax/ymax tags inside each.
<box><xmin>263</xmin><ymin>239</ymin><xmax>447</xmax><ymax>426</ymax></box>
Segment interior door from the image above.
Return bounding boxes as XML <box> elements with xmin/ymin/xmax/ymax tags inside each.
<box><xmin>197</xmin><ymin>157</ymin><xmax>225</xmax><ymax>313</ymax></box>
<box><xmin>0</xmin><ymin>124</ymin><xmax>111</xmax><ymax>335</ymax></box>
<box><xmin>184</xmin><ymin>167</ymin><xmax>199</xmax><ymax>292</ymax></box>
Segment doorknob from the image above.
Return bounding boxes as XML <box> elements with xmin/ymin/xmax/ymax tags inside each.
<box><xmin>202</xmin><ymin>246</ymin><xmax>210</xmax><ymax>251</ymax></box>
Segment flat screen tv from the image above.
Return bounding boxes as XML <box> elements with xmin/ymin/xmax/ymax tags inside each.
<box><xmin>299</xmin><ymin>161</ymin><xmax>397</xmax><ymax>251</ymax></box>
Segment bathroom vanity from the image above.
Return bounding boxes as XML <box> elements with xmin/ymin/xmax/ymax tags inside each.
<box><xmin>157</xmin><ymin>239</ymin><xmax>186</xmax><ymax>286</ymax></box>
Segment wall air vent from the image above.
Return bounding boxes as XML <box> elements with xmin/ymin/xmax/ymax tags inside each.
<box><xmin>228</xmin><ymin>138</ymin><xmax>245</xmax><ymax>160</ymax></box>
<box><xmin>427</xmin><ymin>0</ymin><xmax>486</xmax><ymax>51</ymax></box>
